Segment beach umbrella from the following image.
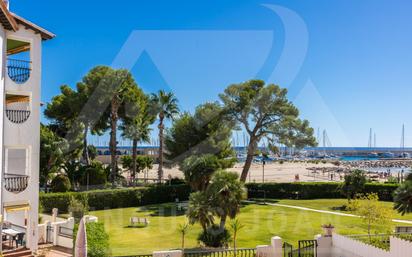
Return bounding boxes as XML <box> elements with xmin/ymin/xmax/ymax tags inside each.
<box><xmin>74</xmin><ymin>218</ymin><xmax>87</xmax><ymax>257</ymax></box>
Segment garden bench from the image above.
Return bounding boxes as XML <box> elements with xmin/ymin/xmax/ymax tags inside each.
<box><xmin>130</xmin><ymin>217</ymin><xmax>149</xmax><ymax>226</ymax></box>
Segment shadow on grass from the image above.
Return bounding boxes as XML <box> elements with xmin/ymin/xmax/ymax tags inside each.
<box><xmin>245</xmin><ymin>198</ymin><xmax>279</xmax><ymax>205</ymax></box>
<box><xmin>123</xmin><ymin>224</ymin><xmax>148</xmax><ymax>229</ymax></box>
<box><xmin>136</xmin><ymin>203</ymin><xmax>187</xmax><ymax>217</ymax></box>
<box><xmin>330</xmin><ymin>205</ymin><xmax>348</xmax><ymax>211</ymax></box>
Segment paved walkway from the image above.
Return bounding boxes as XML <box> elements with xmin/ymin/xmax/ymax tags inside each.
<box><xmin>247</xmin><ymin>200</ymin><xmax>412</xmax><ymax>224</ymax></box>
<box><xmin>38</xmin><ymin>245</ymin><xmax>72</xmax><ymax>257</ymax></box>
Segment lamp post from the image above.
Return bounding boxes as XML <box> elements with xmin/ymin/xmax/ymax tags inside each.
<box><xmin>262</xmin><ymin>160</ymin><xmax>266</xmax><ymax>183</ymax></box>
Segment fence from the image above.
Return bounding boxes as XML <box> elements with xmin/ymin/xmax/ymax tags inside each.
<box><xmin>282</xmin><ymin>240</ymin><xmax>317</xmax><ymax>257</ymax></box>
<box><xmin>345</xmin><ymin>233</ymin><xmax>412</xmax><ymax>251</ymax></box>
<box><xmin>184</xmin><ymin>248</ymin><xmax>256</xmax><ymax>257</ymax></box>
<box><xmin>58</xmin><ymin>226</ymin><xmax>73</xmax><ymax>238</ymax></box>
<box><xmin>332</xmin><ymin>232</ymin><xmax>412</xmax><ymax>257</ymax></box>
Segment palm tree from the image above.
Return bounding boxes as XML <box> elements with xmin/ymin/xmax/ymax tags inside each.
<box><xmin>229</xmin><ymin>219</ymin><xmax>244</xmax><ymax>255</ymax></box>
<box><xmin>121</xmin><ymin>116</ymin><xmax>152</xmax><ymax>184</ymax></box>
<box><xmin>394</xmin><ymin>181</ymin><xmax>412</xmax><ymax>215</ymax></box>
<box><xmin>187</xmin><ymin>192</ymin><xmax>215</xmax><ymax>232</ymax></box>
<box><xmin>151</xmin><ymin>90</ymin><xmax>179</xmax><ymax>182</ymax></box>
<box><xmin>207</xmin><ymin>171</ymin><xmax>246</xmax><ymax>229</ymax></box>
<box><xmin>177</xmin><ymin>221</ymin><xmax>190</xmax><ymax>250</ymax></box>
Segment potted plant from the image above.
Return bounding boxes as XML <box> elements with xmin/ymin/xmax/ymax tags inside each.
<box><xmin>322</xmin><ymin>224</ymin><xmax>335</xmax><ymax>237</ymax></box>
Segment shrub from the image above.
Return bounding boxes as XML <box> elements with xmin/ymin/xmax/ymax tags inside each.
<box><xmin>69</xmin><ymin>196</ymin><xmax>89</xmax><ymax>222</ymax></box>
<box><xmin>197</xmin><ymin>225</ymin><xmax>231</xmax><ymax>247</ymax></box>
<box><xmin>40</xmin><ymin>184</ymin><xmax>191</xmax><ymax>213</ymax></box>
<box><xmin>82</xmin><ymin>161</ymin><xmax>108</xmax><ymax>186</ymax></box>
<box><xmin>51</xmin><ymin>175</ymin><xmax>71</xmax><ymax>192</ymax></box>
<box><xmin>247</xmin><ymin>182</ymin><xmax>342</xmax><ymax>199</ymax></box>
<box><xmin>340</xmin><ymin>170</ymin><xmax>367</xmax><ymax>200</ymax></box>
<box><xmin>73</xmin><ymin>222</ymin><xmax>110</xmax><ymax>257</ymax></box>
<box><xmin>168</xmin><ymin>177</ymin><xmax>186</xmax><ymax>185</ymax></box>
<box><xmin>246</xmin><ymin>182</ymin><xmax>398</xmax><ymax>201</ymax></box>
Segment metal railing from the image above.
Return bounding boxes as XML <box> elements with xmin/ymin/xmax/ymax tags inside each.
<box><xmin>116</xmin><ymin>254</ymin><xmax>153</xmax><ymax>257</ymax></box>
<box><xmin>58</xmin><ymin>226</ymin><xmax>73</xmax><ymax>238</ymax></box>
<box><xmin>4</xmin><ymin>173</ymin><xmax>29</xmax><ymax>193</ymax></box>
<box><xmin>5</xmin><ymin>110</ymin><xmax>31</xmax><ymax>124</ymax></box>
<box><xmin>184</xmin><ymin>248</ymin><xmax>256</xmax><ymax>257</ymax></box>
<box><xmin>7</xmin><ymin>58</ymin><xmax>31</xmax><ymax>84</ymax></box>
<box><xmin>115</xmin><ymin>249</ymin><xmax>256</xmax><ymax>257</ymax></box>
<box><xmin>283</xmin><ymin>240</ymin><xmax>317</xmax><ymax>257</ymax></box>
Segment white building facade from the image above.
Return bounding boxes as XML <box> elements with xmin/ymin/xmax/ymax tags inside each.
<box><xmin>0</xmin><ymin>1</ymin><xmax>54</xmax><ymax>254</ymax></box>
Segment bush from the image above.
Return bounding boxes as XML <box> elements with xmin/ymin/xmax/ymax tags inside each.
<box><xmin>82</xmin><ymin>161</ymin><xmax>108</xmax><ymax>186</ymax></box>
<box><xmin>69</xmin><ymin>196</ymin><xmax>89</xmax><ymax>222</ymax></box>
<box><xmin>51</xmin><ymin>175</ymin><xmax>71</xmax><ymax>192</ymax></box>
<box><xmin>246</xmin><ymin>182</ymin><xmax>398</xmax><ymax>201</ymax></box>
<box><xmin>168</xmin><ymin>177</ymin><xmax>186</xmax><ymax>185</ymax></box>
<box><xmin>198</xmin><ymin>225</ymin><xmax>231</xmax><ymax>247</ymax></box>
<box><xmin>73</xmin><ymin>222</ymin><xmax>110</xmax><ymax>257</ymax></box>
<box><xmin>40</xmin><ymin>184</ymin><xmax>191</xmax><ymax>213</ymax></box>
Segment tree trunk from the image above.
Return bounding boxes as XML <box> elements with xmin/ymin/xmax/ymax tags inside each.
<box><xmin>181</xmin><ymin>234</ymin><xmax>185</xmax><ymax>249</ymax></box>
<box><xmin>158</xmin><ymin>114</ymin><xmax>164</xmax><ymax>183</ymax></box>
<box><xmin>219</xmin><ymin>216</ymin><xmax>227</xmax><ymax>230</ymax></box>
<box><xmin>82</xmin><ymin>126</ymin><xmax>90</xmax><ymax>166</ymax></box>
<box><xmin>132</xmin><ymin>139</ymin><xmax>138</xmax><ymax>185</ymax></box>
<box><xmin>240</xmin><ymin>137</ymin><xmax>257</xmax><ymax>182</ymax></box>
<box><xmin>110</xmin><ymin>98</ymin><xmax>119</xmax><ymax>186</ymax></box>
<box><xmin>233</xmin><ymin>232</ymin><xmax>237</xmax><ymax>257</ymax></box>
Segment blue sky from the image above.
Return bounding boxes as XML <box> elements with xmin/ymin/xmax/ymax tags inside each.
<box><xmin>11</xmin><ymin>0</ymin><xmax>412</xmax><ymax>147</ymax></box>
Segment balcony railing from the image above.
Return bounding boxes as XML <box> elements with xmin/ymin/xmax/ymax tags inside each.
<box><xmin>7</xmin><ymin>58</ymin><xmax>31</xmax><ymax>84</ymax></box>
<box><xmin>5</xmin><ymin>110</ymin><xmax>31</xmax><ymax>124</ymax></box>
<box><xmin>4</xmin><ymin>173</ymin><xmax>29</xmax><ymax>193</ymax></box>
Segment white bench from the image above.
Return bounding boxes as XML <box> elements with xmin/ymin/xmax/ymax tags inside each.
<box><xmin>130</xmin><ymin>217</ymin><xmax>149</xmax><ymax>226</ymax></box>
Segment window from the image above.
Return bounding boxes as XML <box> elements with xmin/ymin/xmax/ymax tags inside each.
<box><xmin>5</xmin><ymin>148</ymin><xmax>29</xmax><ymax>175</ymax></box>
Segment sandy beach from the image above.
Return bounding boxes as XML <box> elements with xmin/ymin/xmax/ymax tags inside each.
<box><xmin>139</xmin><ymin>161</ymin><xmax>339</xmax><ymax>183</ymax></box>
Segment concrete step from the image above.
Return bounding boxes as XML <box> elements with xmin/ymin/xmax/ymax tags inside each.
<box><xmin>3</xmin><ymin>248</ymin><xmax>33</xmax><ymax>257</ymax></box>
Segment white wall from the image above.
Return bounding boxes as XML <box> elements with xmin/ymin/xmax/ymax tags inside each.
<box><xmin>3</xmin><ymin>23</ymin><xmax>43</xmax><ymax>252</ymax></box>
<box><xmin>332</xmin><ymin>233</ymin><xmax>388</xmax><ymax>257</ymax></box>
<box><xmin>332</xmin><ymin>233</ymin><xmax>412</xmax><ymax>257</ymax></box>
<box><xmin>389</xmin><ymin>237</ymin><xmax>412</xmax><ymax>257</ymax></box>
<box><xmin>0</xmin><ymin>22</ymin><xmax>6</xmax><ymax>224</ymax></box>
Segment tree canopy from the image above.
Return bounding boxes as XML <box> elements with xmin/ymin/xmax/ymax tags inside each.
<box><xmin>165</xmin><ymin>102</ymin><xmax>235</xmax><ymax>165</ymax></box>
<box><xmin>219</xmin><ymin>79</ymin><xmax>316</xmax><ymax>181</ymax></box>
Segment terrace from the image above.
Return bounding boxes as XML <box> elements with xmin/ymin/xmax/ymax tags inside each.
<box><xmin>6</xmin><ymin>39</ymin><xmax>31</xmax><ymax>84</ymax></box>
<box><xmin>5</xmin><ymin>94</ymin><xmax>31</xmax><ymax>124</ymax></box>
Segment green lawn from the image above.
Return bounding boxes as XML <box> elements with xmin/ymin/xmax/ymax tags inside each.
<box><xmin>275</xmin><ymin>199</ymin><xmax>412</xmax><ymax>220</ymax></box>
<box><xmin>91</xmin><ymin>199</ymin><xmax>411</xmax><ymax>256</ymax></box>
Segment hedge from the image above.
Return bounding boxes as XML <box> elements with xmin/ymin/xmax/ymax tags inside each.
<box><xmin>73</xmin><ymin>222</ymin><xmax>110</xmax><ymax>257</ymax></box>
<box><xmin>246</xmin><ymin>182</ymin><xmax>399</xmax><ymax>201</ymax></box>
<box><xmin>40</xmin><ymin>182</ymin><xmax>399</xmax><ymax>213</ymax></box>
<box><xmin>40</xmin><ymin>184</ymin><xmax>191</xmax><ymax>213</ymax></box>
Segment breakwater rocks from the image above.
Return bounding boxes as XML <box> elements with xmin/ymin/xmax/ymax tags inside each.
<box><xmin>343</xmin><ymin>159</ymin><xmax>412</xmax><ymax>170</ymax></box>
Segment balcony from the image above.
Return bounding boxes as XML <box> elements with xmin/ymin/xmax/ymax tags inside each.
<box><xmin>5</xmin><ymin>110</ymin><xmax>31</xmax><ymax>124</ymax></box>
<box><xmin>7</xmin><ymin>59</ymin><xmax>31</xmax><ymax>84</ymax></box>
<box><xmin>4</xmin><ymin>173</ymin><xmax>29</xmax><ymax>193</ymax></box>
<box><xmin>5</xmin><ymin>94</ymin><xmax>31</xmax><ymax>124</ymax></box>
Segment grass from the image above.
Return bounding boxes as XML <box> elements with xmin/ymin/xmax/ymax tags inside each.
<box><xmin>90</xmin><ymin>199</ymin><xmax>411</xmax><ymax>256</ymax></box>
<box><xmin>274</xmin><ymin>199</ymin><xmax>412</xmax><ymax>221</ymax></box>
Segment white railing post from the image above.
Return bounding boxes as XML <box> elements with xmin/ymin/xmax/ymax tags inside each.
<box><xmin>315</xmin><ymin>234</ymin><xmax>332</xmax><ymax>257</ymax></box>
<box><xmin>271</xmin><ymin>236</ymin><xmax>283</xmax><ymax>257</ymax></box>
<box><xmin>256</xmin><ymin>236</ymin><xmax>282</xmax><ymax>257</ymax></box>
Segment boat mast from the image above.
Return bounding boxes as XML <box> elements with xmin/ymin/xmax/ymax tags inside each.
<box><xmin>401</xmin><ymin>124</ymin><xmax>405</xmax><ymax>157</ymax></box>
<box><xmin>368</xmin><ymin>128</ymin><xmax>372</xmax><ymax>149</ymax></box>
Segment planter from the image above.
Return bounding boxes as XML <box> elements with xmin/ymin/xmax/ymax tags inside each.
<box><xmin>322</xmin><ymin>224</ymin><xmax>335</xmax><ymax>237</ymax></box>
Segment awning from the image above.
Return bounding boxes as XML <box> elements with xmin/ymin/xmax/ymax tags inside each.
<box><xmin>4</xmin><ymin>201</ymin><xmax>30</xmax><ymax>213</ymax></box>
